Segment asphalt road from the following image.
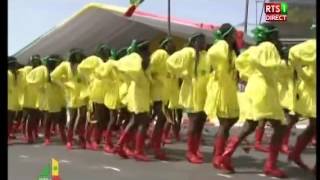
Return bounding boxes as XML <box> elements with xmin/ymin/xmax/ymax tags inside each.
<box><xmin>8</xmin><ymin>125</ymin><xmax>316</xmax><ymax>180</ymax></box>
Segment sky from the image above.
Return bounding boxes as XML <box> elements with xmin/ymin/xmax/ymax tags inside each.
<box><xmin>8</xmin><ymin>0</ymin><xmax>265</xmax><ymax>55</ymax></box>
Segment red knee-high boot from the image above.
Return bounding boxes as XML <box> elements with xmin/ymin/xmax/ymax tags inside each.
<box><xmin>103</xmin><ymin>130</ymin><xmax>114</xmax><ymax>153</ymax></box>
<box><xmin>254</xmin><ymin>127</ymin><xmax>269</xmax><ymax>153</ymax></box>
<box><xmin>58</xmin><ymin>121</ymin><xmax>67</xmax><ymax>145</ymax></box>
<box><xmin>219</xmin><ymin>137</ymin><xmax>241</xmax><ymax>173</ymax></box>
<box><xmin>113</xmin><ymin>130</ymin><xmax>131</xmax><ymax>159</ymax></box>
<box><xmin>212</xmin><ymin>135</ymin><xmax>227</xmax><ymax>169</ymax></box>
<box><xmin>186</xmin><ymin>134</ymin><xmax>203</xmax><ymax>164</ymax></box>
<box><xmin>134</xmin><ymin>132</ymin><xmax>150</xmax><ymax>161</ymax></box>
<box><xmin>66</xmin><ymin>127</ymin><xmax>74</xmax><ymax>150</ymax></box>
<box><xmin>77</xmin><ymin>120</ymin><xmax>86</xmax><ymax>149</ymax></box>
<box><xmin>264</xmin><ymin>143</ymin><xmax>287</xmax><ymax>178</ymax></box>
<box><xmin>26</xmin><ymin>119</ymin><xmax>36</xmax><ymax>144</ymax></box>
<box><xmin>44</xmin><ymin>119</ymin><xmax>52</xmax><ymax>145</ymax></box>
<box><xmin>123</xmin><ymin>131</ymin><xmax>135</xmax><ymax>157</ymax></box>
<box><xmin>162</xmin><ymin>124</ymin><xmax>172</xmax><ymax>145</ymax></box>
<box><xmin>151</xmin><ymin>128</ymin><xmax>167</xmax><ymax>160</ymax></box>
<box><xmin>288</xmin><ymin>135</ymin><xmax>312</xmax><ymax>170</ymax></box>
<box><xmin>280</xmin><ymin>125</ymin><xmax>293</xmax><ymax>154</ymax></box>
<box><xmin>92</xmin><ymin>126</ymin><xmax>103</xmax><ymax>151</ymax></box>
<box><xmin>85</xmin><ymin>123</ymin><xmax>94</xmax><ymax>149</ymax></box>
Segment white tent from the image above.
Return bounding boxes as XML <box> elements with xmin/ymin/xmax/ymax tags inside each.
<box><xmin>14</xmin><ymin>3</ymin><xmax>244</xmax><ymax>64</ymax></box>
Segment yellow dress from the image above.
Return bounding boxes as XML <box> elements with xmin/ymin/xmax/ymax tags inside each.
<box><xmin>77</xmin><ymin>56</ymin><xmax>104</xmax><ymax>104</ymax></box>
<box><xmin>166</xmin><ymin>75</ymin><xmax>181</xmax><ymax>109</ymax></box>
<box><xmin>17</xmin><ymin>66</ymin><xmax>32</xmax><ymax>109</ymax></box>
<box><xmin>289</xmin><ymin>39</ymin><xmax>316</xmax><ymax>118</ymax></box>
<box><xmin>50</xmin><ymin>61</ymin><xmax>87</xmax><ymax>108</ymax></box>
<box><xmin>236</xmin><ymin>42</ymin><xmax>285</xmax><ymax>123</ymax></box>
<box><xmin>93</xmin><ymin>60</ymin><xmax>121</xmax><ymax>110</ymax></box>
<box><xmin>204</xmin><ymin>40</ymin><xmax>239</xmax><ymax>119</ymax></box>
<box><xmin>8</xmin><ymin>70</ymin><xmax>20</xmax><ymax>111</ymax></box>
<box><xmin>167</xmin><ymin>47</ymin><xmax>210</xmax><ymax>113</ymax></box>
<box><xmin>27</xmin><ymin>65</ymin><xmax>65</xmax><ymax>113</ymax></box>
<box><xmin>277</xmin><ymin>60</ymin><xmax>295</xmax><ymax>112</ymax></box>
<box><xmin>115</xmin><ymin>53</ymin><xmax>151</xmax><ymax>113</ymax></box>
<box><xmin>23</xmin><ymin>66</ymin><xmax>42</xmax><ymax>109</ymax></box>
<box><xmin>148</xmin><ymin>49</ymin><xmax>170</xmax><ymax>104</ymax></box>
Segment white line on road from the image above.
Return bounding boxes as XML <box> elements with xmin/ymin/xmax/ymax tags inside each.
<box><xmin>258</xmin><ymin>174</ymin><xmax>266</xmax><ymax>177</ymax></box>
<box><xmin>103</xmin><ymin>166</ymin><xmax>120</xmax><ymax>172</ymax></box>
<box><xmin>33</xmin><ymin>145</ymin><xmax>41</xmax><ymax>148</ymax></box>
<box><xmin>271</xmin><ymin>177</ymin><xmax>280</xmax><ymax>179</ymax></box>
<box><xmin>217</xmin><ymin>173</ymin><xmax>232</xmax><ymax>178</ymax></box>
<box><xmin>19</xmin><ymin>155</ymin><xmax>29</xmax><ymax>159</ymax></box>
<box><xmin>60</xmin><ymin>160</ymin><xmax>71</xmax><ymax>164</ymax></box>
<box><xmin>160</xmin><ymin>161</ymin><xmax>169</xmax><ymax>163</ymax></box>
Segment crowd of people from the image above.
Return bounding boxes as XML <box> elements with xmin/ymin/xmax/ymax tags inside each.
<box><xmin>8</xmin><ymin>22</ymin><xmax>316</xmax><ymax>178</ymax></box>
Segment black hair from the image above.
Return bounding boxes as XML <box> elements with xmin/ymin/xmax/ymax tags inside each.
<box><xmin>219</xmin><ymin>23</ymin><xmax>240</xmax><ymax>56</ymax></box>
<box><xmin>68</xmin><ymin>48</ymin><xmax>86</xmax><ymax>64</ymax></box>
<box><xmin>95</xmin><ymin>44</ymin><xmax>111</xmax><ymax>60</ymax></box>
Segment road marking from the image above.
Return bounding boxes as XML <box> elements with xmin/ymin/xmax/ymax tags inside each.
<box><xmin>160</xmin><ymin>161</ymin><xmax>168</xmax><ymax>163</ymax></box>
<box><xmin>217</xmin><ymin>173</ymin><xmax>232</xmax><ymax>178</ymax></box>
<box><xmin>103</xmin><ymin>166</ymin><xmax>120</xmax><ymax>172</ymax></box>
<box><xmin>33</xmin><ymin>145</ymin><xmax>41</xmax><ymax>148</ymax></box>
<box><xmin>271</xmin><ymin>177</ymin><xmax>280</xmax><ymax>179</ymax></box>
<box><xmin>60</xmin><ymin>160</ymin><xmax>71</xmax><ymax>164</ymax></box>
<box><xmin>19</xmin><ymin>155</ymin><xmax>29</xmax><ymax>159</ymax></box>
<box><xmin>258</xmin><ymin>173</ymin><xmax>266</xmax><ymax>177</ymax></box>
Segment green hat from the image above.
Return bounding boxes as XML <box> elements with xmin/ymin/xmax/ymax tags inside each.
<box><xmin>187</xmin><ymin>33</ymin><xmax>205</xmax><ymax>46</ymax></box>
<box><xmin>159</xmin><ymin>37</ymin><xmax>172</xmax><ymax>48</ymax></box>
<box><xmin>117</xmin><ymin>48</ymin><xmax>128</xmax><ymax>59</ymax></box>
<box><xmin>251</xmin><ymin>24</ymin><xmax>278</xmax><ymax>43</ymax></box>
<box><xmin>213</xmin><ymin>25</ymin><xmax>235</xmax><ymax>42</ymax></box>
<box><xmin>110</xmin><ymin>49</ymin><xmax>118</xmax><ymax>60</ymax></box>
<box><xmin>127</xmin><ymin>40</ymin><xmax>138</xmax><ymax>55</ymax></box>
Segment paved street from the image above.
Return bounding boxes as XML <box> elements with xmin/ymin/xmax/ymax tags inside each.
<box><xmin>9</xmin><ymin>122</ymin><xmax>316</xmax><ymax>180</ymax></box>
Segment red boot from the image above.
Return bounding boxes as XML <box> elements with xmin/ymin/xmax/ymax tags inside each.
<box><xmin>186</xmin><ymin>134</ymin><xmax>203</xmax><ymax>164</ymax></box>
<box><xmin>219</xmin><ymin>137</ymin><xmax>241</xmax><ymax>173</ymax></box>
<box><xmin>92</xmin><ymin>128</ymin><xmax>103</xmax><ymax>151</ymax></box>
<box><xmin>66</xmin><ymin>130</ymin><xmax>74</xmax><ymax>150</ymax></box>
<box><xmin>194</xmin><ymin>134</ymin><xmax>204</xmax><ymax>161</ymax></box>
<box><xmin>134</xmin><ymin>132</ymin><xmax>150</xmax><ymax>161</ymax></box>
<box><xmin>151</xmin><ymin>129</ymin><xmax>167</xmax><ymax>160</ymax></box>
<box><xmin>311</xmin><ymin>134</ymin><xmax>316</xmax><ymax>146</ymax></box>
<box><xmin>103</xmin><ymin>130</ymin><xmax>114</xmax><ymax>153</ymax></box>
<box><xmin>288</xmin><ymin>135</ymin><xmax>312</xmax><ymax>170</ymax></box>
<box><xmin>212</xmin><ymin>136</ymin><xmax>227</xmax><ymax>170</ymax></box>
<box><xmin>264</xmin><ymin>144</ymin><xmax>288</xmax><ymax>178</ymax></box>
<box><xmin>113</xmin><ymin>130</ymin><xmax>131</xmax><ymax>159</ymax></box>
<box><xmin>58</xmin><ymin>122</ymin><xmax>67</xmax><ymax>145</ymax></box>
<box><xmin>254</xmin><ymin>127</ymin><xmax>269</xmax><ymax>153</ymax></box>
<box><xmin>280</xmin><ymin>126</ymin><xmax>293</xmax><ymax>154</ymax></box>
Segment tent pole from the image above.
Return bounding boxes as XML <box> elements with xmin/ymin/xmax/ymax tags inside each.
<box><xmin>244</xmin><ymin>0</ymin><xmax>249</xmax><ymax>34</ymax></box>
<box><xmin>167</xmin><ymin>0</ymin><xmax>171</xmax><ymax>36</ymax></box>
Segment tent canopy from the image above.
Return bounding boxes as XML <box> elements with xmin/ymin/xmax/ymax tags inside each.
<box><xmin>14</xmin><ymin>3</ymin><xmax>244</xmax><ymax>64</ymax></box>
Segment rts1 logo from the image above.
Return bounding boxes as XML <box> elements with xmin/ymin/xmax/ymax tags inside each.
<box><xmin>265</xmin><ymin>2</ymin><xmax>288</xmax><ymax>22</ymax></box>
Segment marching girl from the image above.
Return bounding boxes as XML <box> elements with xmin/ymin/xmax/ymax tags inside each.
<box><xmin>112</xmin><ymin>40</ymin><xmax>153</xmax><ymax>161</ymax></box>
<box><xmin>50</xmin><ymin>49</ymin><xmax>88</xmax><ymax>150</ymax></box>
<box><xmin>26</xmin><ymin>55</ymin><xmax>67</xmax><ymax>145</ymax></box>
<box><xmin>288</xmin><ymin>37</ymin><xmax>316</xmax><ymax>172</ymax></box>
<box><xmin>217</xmin><ymin>24</ymin><xmax>288</xmax><ymax>178</ymax></box>
<box><xmin>204</xmin><ymin>23</ymin><xmax>240</xmax><ymax>169</ymax></box>
<box><xmin>16</xmin><ymin>61</ymin><xmax>33</xmax><ymax>140</ymax></box>
<box><xmin>167</xmin><ymin>33</ymin><xmax>210</xmax><ymax>164</ymax></box>
<box><xmin>77</xmin><ymin>44</ymin><xmax>109</xmax><ymax>150</ymax></box>
<box><xmin>24</xmin><ymin>55</ymin><xmax>43</xmax><ymax>143</ymax></box>
<box><xmin>148</xmin><ymin>37</ymin><xmax>177</xmax><ymax>160</ymax></box>
<box><xmin>99</xmin><ymin>48</ymin><xmax>129</xmax><ymax>154</ymax></box>
<box><xmin>8</xmin><ymin>57</ymin><xmax>20</xmax><ymax>143</ymax></box>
